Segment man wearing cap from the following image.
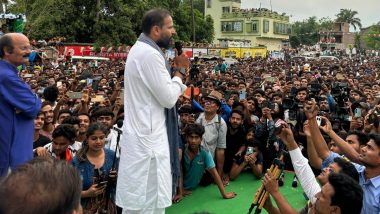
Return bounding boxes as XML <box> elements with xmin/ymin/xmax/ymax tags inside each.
<box><xmin>196</xmin><ymin>90</ymin><xmax>227</xmax><ymax>184</ymax></box>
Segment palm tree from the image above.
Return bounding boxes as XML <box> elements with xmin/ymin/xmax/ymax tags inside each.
<box><xmin>336</xmin><ymin>9</ymin><xmax>362</xmax><ymax>30</ymax></box>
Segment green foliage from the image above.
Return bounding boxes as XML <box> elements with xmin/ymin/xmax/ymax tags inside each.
<box><xmin>336</xmin><ymin>9</ymin><xmax>362</xmax><ymax>31</ymax></box>
<box><xmin>319</xmin><ymin>17</ymin><xmax>334</xmax><ymax>31</ymax></box>
<box><xmin>363</xmin><ymin>25</ymin><xmax>380</xmax><ymax>50</ymax></box>
<box><xmin>9</xmin><ymin>0</ymin><xmax>214</xmax><ymax>45</ymax></box>
<box><xmin>290</xmin><ymin>16</ymin><xmax>319</xmax><ymax>47</ymax></box>
<box><xmin>354</xmin><ymin>33</ymin><xmax>361</xmax><ymax>49</ymax></box>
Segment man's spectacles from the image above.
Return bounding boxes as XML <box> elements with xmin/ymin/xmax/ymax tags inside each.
<box><xmin>205</xmin><ymin>100</ymin><xmax>217</xmax><ymax>105</ymax></box>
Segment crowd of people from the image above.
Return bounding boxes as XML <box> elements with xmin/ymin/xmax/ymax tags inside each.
<box><xmin>0</xmin><ymin>10</ymin><xmax>380</xmax><ymax>214</ymax></box>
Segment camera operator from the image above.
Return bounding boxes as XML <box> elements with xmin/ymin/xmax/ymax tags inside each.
<box><xmin>255</xmin><ymin>100</ymin><xmax>279</xmax><ymax>171</ymax></box>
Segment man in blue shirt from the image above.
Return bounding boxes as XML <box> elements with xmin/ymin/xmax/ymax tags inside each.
<box><xmin>173</xmin><ymin>123</ymin><xmax>236</xmax><ymax>203</ymax></box>
<box><xmin>305</xmin><ymin>100</ymin><xmax>380</xmax><ymax>213</ymax></box>
<box><xmin>0</xmin><ymin>33</ymin><xmax>41</xmax><ymax>176</ymax></box>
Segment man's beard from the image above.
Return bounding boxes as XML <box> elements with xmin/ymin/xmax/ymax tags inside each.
<box><xmin>156</xmin><ymin>35</ymin><xmax>172</xmax><ymax>49</ymax></box>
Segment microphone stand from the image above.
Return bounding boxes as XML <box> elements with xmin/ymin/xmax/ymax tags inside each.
<box><xmin>101</xmin><ymin>127</ymin><xmax>122</xmax><ymax>214</ymax></box>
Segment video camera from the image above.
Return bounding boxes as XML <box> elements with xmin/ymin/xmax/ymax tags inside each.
<box><xmin>330</xmin><ymin>82</ymin><xmax>351</xmax><ymax>121</ymax></box>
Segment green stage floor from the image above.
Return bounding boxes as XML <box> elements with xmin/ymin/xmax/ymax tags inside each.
<box><xmin>166</xmin><ymin>171</ymin><xmax>307</xmax><ymax>214</ymax></box>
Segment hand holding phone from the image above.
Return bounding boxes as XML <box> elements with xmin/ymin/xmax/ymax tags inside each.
<box><xmin>96</xmin><ymin>181</ymin><xmax>108</xmax><ymax>188</ymax></box>
<box><xmin>316</xmin><ymin>116</ymin><xmax>322</xmax><ymax>126</ymax></box>
<box><xmin>239</xmin><ymin>90</ymin><xmax>246</xmax><ymax>100</ymax></box>
<box><xmin>354</xmin><ymin>108</ymin><xmax>362</xmax><ymax>118</ymax></box>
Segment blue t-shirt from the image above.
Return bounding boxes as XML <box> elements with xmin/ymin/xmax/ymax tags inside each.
<box><xmin>183</xmin><ymin>146</ymin><xmax>215</xmax><ymax>190</ymax></box>
<box><xmin>322</xmin><ymin>152</ymin><xmax>379</xmax><ymax>213</ymax></box>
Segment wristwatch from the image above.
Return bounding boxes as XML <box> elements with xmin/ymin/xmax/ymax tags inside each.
<box><xmin>178</xmin><ymin>67</ymin><xmax>187</xmax><ymax>76</ymax></box>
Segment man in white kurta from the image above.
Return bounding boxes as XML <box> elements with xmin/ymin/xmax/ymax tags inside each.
<box><xmin>116</xmin><ymin>9</ymin><xmax>186</xmax><ymax>214</ymax></box>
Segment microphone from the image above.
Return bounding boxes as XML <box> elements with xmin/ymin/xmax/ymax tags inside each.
<box><xmin>113</xmin><ymin>119</ymin><xmax>123</xmax><ymax>134</ymax></box>
<box><xmin>117</xmin><ymin>119</ymin><xmax>123</xmax><ymax>128</ymax></box>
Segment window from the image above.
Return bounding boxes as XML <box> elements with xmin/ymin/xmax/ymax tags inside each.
<box><xmin>222</xmin><ymin>6</ymin><xmax>230</xmax><ymax>13</ymax></box>
<box><xmin>263</xmin><ymin>20</ymin><xmax>269</xmax><ymax>33</ymax></box>
<box><xmin>207</xmin><ymin>0</ymin><xmax>212</xmax><ymax>8</ymax></box>
<box><xmin>274</xmin><ymin>22</ymin><xmax>290</xmax><ymax>34</ymax></box>
<box><xmin>221</xmin><ymin>21</ymin><xmax>243</xmax><ymax>32</ymax></box>
<box><xmin>252</xmin><ymin>21</ymin><xmax>258</xmax><ymax>33</ymax></box>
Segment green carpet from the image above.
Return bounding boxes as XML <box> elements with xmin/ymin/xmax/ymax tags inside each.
<box><xmin>166</xmin><ymin>171</ymin><xmax>307</xmax><ymax>214</ymax></box>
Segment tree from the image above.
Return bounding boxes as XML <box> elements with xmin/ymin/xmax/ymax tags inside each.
<box><xmin>354</xmin><ymin>33</ymin><xmax>361</xmax><ymax>49</ymax></box>
<box><xmin>9</xmin><ymin>0</ymin><xmax>214</xmax><ymax>45</ymax></box>
<box><xmin>363</xmin><ymin>25</ymin><xmax>380</xmax><ymax>50</ymax></box>
<box><xmin>290</xmin><ymin>16</ymin><xmax>319</xmax><ymax>47</ymax></box>
<box><xmin>319</xmin><ymin>17</ymin><xmax>334</xmax><ymax>32</ymax></box>
<box><xmin>336</xmin><ymin>9</ymin><xmax>362</xmax><ymax>31</ymax></box>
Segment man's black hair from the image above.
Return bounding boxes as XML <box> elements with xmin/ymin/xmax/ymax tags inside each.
<box><xmin>52</xmin><ymin>124</ymin><xmax>76</xmax><ymax>143</ymax></box>
<box><xmin>141</xmin><ymin>9</ymin><xmax>171</xmax><ymax>35</ymax></box>
<box><xmin>369</xmin><ymin>133</ymin><xmax>380</xmax><ymax>148</ymax></box>
<box><xmin>328</xmin><ymin>173</ymin><xmax>363</xmax><ymax>214</ymax></box>
<box><xmin>272</xmin><ymin>92</ymin><xmax>283</xmax><ymax>99</ymax></box>
<box><xmin>0</xmin><ymin>159</ymin><xmax>82</xmax><ymax>214</ymax></box>
<box><xmin>231</xmin><ymin>109</ymin><xmax>244</xmax><ymax>119</ymax></box>
<box><xmin>41</xmin><ymin>101</ymin><xmax>53</xmax><ymax>109</ymax></box>
<box><xmin>43</xmin><ymin>86</ymin><xmax>59</xmax><ymax>103</ymax></box>
<box><xmin>91</xmin><ymin>107</ymin><xmax>115</xmax><ymax>119</ymax></box>
<box><xmin>77</xmin><ymin>112</ymin><xmax>90</xmax><ymax>119</ymax></box>
<box><xmin>333</xmin><ymin>157</ymin><xmax>359</xmax><ymax>182</ymax></box>
<box><xmin>347</xmin><ymin>130</ymin><xmax>369</xmax><ymax>147</ymax></box>
<box><xmin>62</xmin><ymin>116</ymin><xmax>80</xmax><ymax>126</ymax></box>
<box><xmin>0</xmin><ymin>34</ymin><xmax>13</xmax><ymax>58</ymax></box>
<box><xmin>297</xmin><ymin>87</ymin><xmax>308</xmax><ymax>94</ymax></box>
<box><xmin>179</xmin><ymin>105</ymin><xmax>193</xmax><ymax>114</ymax></box>
<box><xmin>253</xmin><ymin>88</ymin><xmax>265</xmax><ymax>97</ymax></box>
<box><xmin>184</xmin><ymin>123</ymin><xmax>205</xmax><ymax>137</ymax></box>
<box><xmin>58</xmin><ymin>109</ymin><xmax>72</xmax><ymax>118</ymax></box>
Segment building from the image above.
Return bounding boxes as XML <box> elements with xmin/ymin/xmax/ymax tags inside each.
<box><xmin>318</xmin><ymin>22</ymin><xmax>355</xmax><ymax>50</ymax></box>
<box><xmin>204</xmin><ymin>0</ymin><xmax>291</xmax><ymax>51</ymax></box>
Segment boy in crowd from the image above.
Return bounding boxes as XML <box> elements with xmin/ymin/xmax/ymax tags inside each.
<box><xmin>173</xmin><ymin>124</ymin><xmax>236</xmax><ymax>203</ymax></box>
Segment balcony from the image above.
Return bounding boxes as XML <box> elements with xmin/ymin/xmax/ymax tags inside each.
<box><xmin>221</xmin><ymin>9</ymin><xmax>289</xmax><ymax>21</ymax></box>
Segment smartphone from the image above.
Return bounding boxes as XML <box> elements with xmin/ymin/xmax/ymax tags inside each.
<box><xmin>37</xmin><ymin>87</ymin><xmax>45</xmax><ymax>94</ymax></box>
<box><xmin>66</xmin><ymin>92</ymin><xmax>83</xmax><ymax>100</ymax></box>
<box><xmin>354</xmin><ymin>108</ymin><xmax>362</xmax><ymax>118</ymax></box>
<box><xmin>86</xmin><ymin>78</ymin><xmax>93</xmax><ymax>87</ymax></box>
<box><xmin>96</xmin><ymin>181</ymin><xmax>108</xmax><ymax>188</ymax></box>
<box><xmin>63</xmin><ymin>70</ymin><xmax>72</xmax><ymax>76</ymax></box>
<box><xmin>24</xmin><ymin>74</ymin><xmax>33</xmax><ymax>78</ymax></box>
<box><xmin>57</xmin><ymin>81</ymin><xmax>62</xmax><ymax>88</ymax></box>
<box><xmin>239</xmin><ymin>90</ymin><xmax>246</xmax><ymax>100</ymax></box>
<box><xmin>246</xmin><ymin>147</ymin><xmax>254</xmax><ymax>155</ymax></box>
<box><xmin>265</xmin><ymin>77</ymin><xmax>277</xmax><ymax>83</ymax></box>
<box><xmin>92</xmin><ymin>95</ymin><xmax>105</xmax><ymax>103</ymax></box>
<box><xmin>316</xmin><ymin>116</ymin><xmax>322</xmax><ymax>126</ymax></box>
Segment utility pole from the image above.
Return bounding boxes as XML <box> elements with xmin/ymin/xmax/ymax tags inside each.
<box><xmin>191</xmin><ymin>0</ymin><xmax>195</xmax><ymax>57</ymax></box>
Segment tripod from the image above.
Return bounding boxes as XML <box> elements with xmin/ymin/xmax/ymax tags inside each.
<box><xmin>100</xmin><ymin>127</ymin><xmax>122</xmax><ymax>214</ymax></box>
<box><xmin>247</xmin><ymin>151</ymin><xmax>285</xmax><ymax>214</ymax></box>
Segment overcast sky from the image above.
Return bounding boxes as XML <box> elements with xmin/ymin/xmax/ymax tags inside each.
<box><xmin>241</xmin><ymin>0</ymin><xmax>379</xmax><ymax>28</ymax></box>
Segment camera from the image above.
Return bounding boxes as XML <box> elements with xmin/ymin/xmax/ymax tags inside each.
<box><xmin>368</xmin><ymin>109</ymin><xmax>380</xmax><ymax>124</ymax></box>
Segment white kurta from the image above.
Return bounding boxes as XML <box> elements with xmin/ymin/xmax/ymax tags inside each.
<box><xmin>116</xmin><ymin>41</ymin><xmax>186</xmax><ymax>210</ymax></box>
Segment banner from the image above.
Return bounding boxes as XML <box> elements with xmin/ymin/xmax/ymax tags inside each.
<box><xmin>59</xmin><ymin>45</ymin><xmax>130</xmax><ymax>59</ymax></box>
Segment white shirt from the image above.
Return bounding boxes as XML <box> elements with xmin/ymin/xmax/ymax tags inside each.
<box><xmin>105</xmin><ymin>128</ymin><xmax>122</xmax><ymax>158</ymax></box>
<box><xmin>289</xmin><ymin>148</ymin><xmax>321</xmax><ymax>204</ymax></box>
<box><xmin>196</xmin><ymin>113</ymin><xmax>227</xmax><ymax>158</ymax></box>
<box><xmin>116</xmin><ymin>41</ymin><xmax>186</xmax><ymax>210</ymax></box>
